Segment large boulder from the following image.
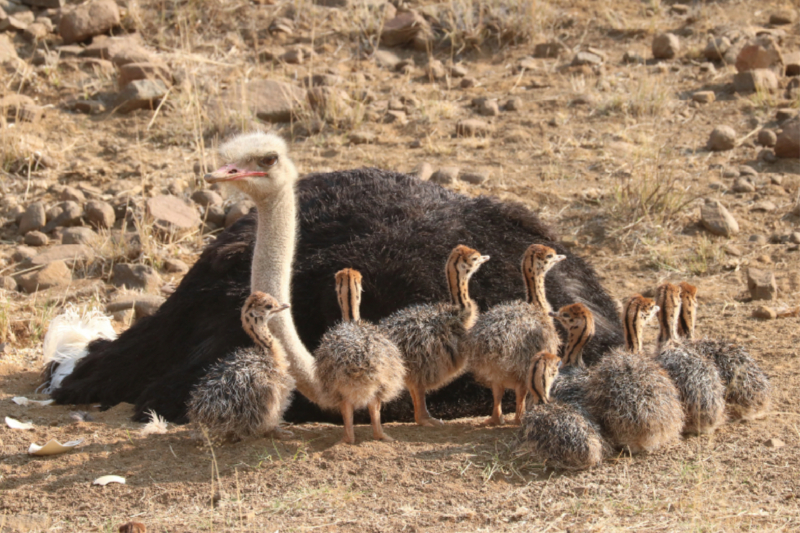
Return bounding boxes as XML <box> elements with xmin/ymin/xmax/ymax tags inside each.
<box><xmin>58</xmin><ymin>0</ymin><xmax>120</xmax><ymax>44</ymax></box>
<box><xmin>145</xmin><ymin>195</ymin><xmax>201</xmax><ymax>236</ymax></box>
<box><xmin>774</xmin><ymin>117</ymin><xmax>799</xmax><ymax>159</ymax></box>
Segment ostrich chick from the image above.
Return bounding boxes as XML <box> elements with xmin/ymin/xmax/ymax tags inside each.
<box><xmin>520</xmin><ymin>345</ymin><xmax>607</xmax><ymax>470</ymax></box>
<box><xmin>380</xmin><ymin>245</ymin><xmax>490</xmax><ymax>427</ymax></box>
<box><xmin>677</xmin><ymin>282</ymin><xmax>771</xmax><ymax>421</ymax></box>
<box><xmin>654</xmin><ymin>283</ymin><xmax>725</xmax><ymax>435</ymax></box>
<box><xmin>187</xmin><ymin>292</ymin><xmax>295</xmax><ymax>442</ymax></box>
<box><xmin>581</xmin><ymin>296</ymin><xmax>684</xmax><ymax>453</ymax></box>
<box><xmin>314</xmin><ymin>268</ymin><xmax>406</xmax><ymax>444</ymax></box>
<box><xmin>468</xmin><ymin>244</ymin><xmax>565</xmax><ymax>425</ymax></box>
<box><xmin>548</xmin><ymin>302</ymin><xmax>596</xmax><ymax>408</ymax></box>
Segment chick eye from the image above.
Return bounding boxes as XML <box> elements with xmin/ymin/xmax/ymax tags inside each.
<box><xmin>265</xmin><ymin>304</ymin><xmax>273</xmax><ymax>310</ymax></box>
<box><xmin>546</xmin><ymin>254</ymin><xmax>553</xmax><ymax>259</ymax></box>
<box><xmin>259</xmin><ymin>155</ymin><xmax>278</xmax><ymax>167</ymax></box>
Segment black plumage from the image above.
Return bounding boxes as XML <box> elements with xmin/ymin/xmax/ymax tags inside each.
<box><xmin>52</xmin><ymin>168</ymin><xmax>622</xmax><ymax>423</ymax></box>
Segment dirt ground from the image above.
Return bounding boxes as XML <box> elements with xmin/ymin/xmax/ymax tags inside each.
<box><xmin>1</xmin><ymin>0</ymin><xmax>800</xmax><ymax>531</ymax></box>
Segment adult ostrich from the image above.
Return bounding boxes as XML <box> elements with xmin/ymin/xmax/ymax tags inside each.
<box><xmin>50</xmin><ymin>133</ymin><xmax>622</xmax><ymax>424</ymax></box>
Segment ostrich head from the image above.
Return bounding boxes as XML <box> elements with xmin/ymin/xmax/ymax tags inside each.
<box><xmin>241</xmin><ymin>291</ymin><xmax>291</xmax><ymax>326</ymax></box>
<box><xmin>521</xmin><ymin>244</ymin><xmax>566</xmax><ymax>278</ymax></box>
<box><xmin>205</xmin><ymin>132</ymin><xmax>298</xmax><ymax>201</ymax></box>
<box><xmin>526</xmin><ymin>351</ymin><xmax>561</xmax><ymax>404</ymax></box>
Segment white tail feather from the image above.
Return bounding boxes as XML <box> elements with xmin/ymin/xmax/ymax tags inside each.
<box><xmin>41</xmin><ymin>305</ymin><xmax>117</xmax><ymax>394</ymax></box>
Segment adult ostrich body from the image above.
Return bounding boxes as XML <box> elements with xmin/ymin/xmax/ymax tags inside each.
<box><xmin>52</xmin><ymin>139</ymin><xmax>622</xmax><ymax>424</ymax></box>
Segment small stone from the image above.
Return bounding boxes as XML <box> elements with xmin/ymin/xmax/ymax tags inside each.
<box><xmin>692</xmin><ymin>91</ymin><xmax>715</xmax><ymax>104</ymax></box>
<box><xmin>449</xmin><ymin>64</ymin><xmax>467</xmax><ymax>78</ymax></box>
<box><xmin>456</xmin><ymin>119</ymin><xmax>490</xmax><ymax>137</ymax></box>
<box><xmin>459</xmin><ymin>171</ymin><xmax>489</xmax><ymax>184</ymax></box>
<box><xmin>460</xmin><ymin>77</ymin><xmax>476</xmax><ymax>89</ymax></box>
<box><xmin>769</xmin><ymin>175</ymin><xmax>782</xmax><ymax>185</ymax></box>
<box><xmin>17</xmin><ymin>260</ymin><xmax>72</xmax><ymax>293</ymax></box>
<box><xmin>11</xmin><ymin>246</ymin><xmax>37</xmax><ymax>263</ymax></box>
<box><xmin>652</xmin><ymin>33</ymin><xmax>680</xmax><ymax>59</ymax></box>
<box><xmin>116</xmin><ymin>79</ymin><xmax>169</xmax><ymax>114</ymax></box>
<box><xmin>765</xmin><ymin>437</ymin><xmax>785</xmax><ymax>448</ymax></box>
<box><xmin>24</xmin><ymin>230</ymin><xmax>48</xmax><ymax>247</ymax></box>
<box><xmin>112</xmin><ymin>263</ymin><xmax>162</xmax><ymax>293</ymax></box>
<box><xmin>736</xmin><ymin>39</ymin><xmax>783</xmax><ymax>72</ymax></box>
<box><xmin>769</xmin><ymin>11</ymin><xmax>796</xmax><ymax>25</ymax></box>
<box><xmin>61</xmin><ymin>227</ymin><xmax>97</xmax><ymax>245</ymax></box>
<box><xmin>504</xmin><ymin>97</ymin><xmax>522</xmax><ymax>112</ymax></box>
<box><xmin>704</xmin><ymin>37</ymin><xmax>730</xmax><ymax>61</ymax></box>
<box><xmin>477</xmin><ymin>99</ymin><xmax>500</xmax><ymax>117</ymax></box>
<box><xmin>699</xmin><ymin>62</ymin><xmax>716</xmax><ymax>74</ymax></box>
<box><xmin>534</xmin><ymin>42</ymin><xmax>566</xmax><ymax>58</ymax></box>
<box><xmin>60</xmin><ymin>186</ymin><xmax>85</xmax><ymax>204</ymax></box>
<box><xmin>383</xmin><ymin>110</ymin><xmax>407</xmax><ymax>124</ymax></box>
<box><xmin>1</xmin><ymin>276</ymin><xmax>17</xmax><ymax>291</ymax></box>
<box><xmin>430</xmin><ymin>167</ymin><xmax>459</xmax><ymax>185</ymax></box>
<box><xmin>723</xmin><ymin>244</ymin><xmax>743</xmax><ymax>257</ymax></box>
<box><xmin>415</xmin><ymin>162</ymin><xmax>434</xmax><ymax>181</ymax></box>
<box><xmin>790</xmin><ymin>232</ymin><xmax>800</xmax><ymax>245</ymax></box>
<box><xmin>425</xmin><ymin>59</ymin><xmax>446</xmax><ymax>80</ymax></box>
<box><xmin>43</xmin><ymin>201</ymin><xmax>83</xmax><ymax>232</ymax></box>
<box><xmin>66</xmin><ymin>99</ymin><xmax>106</xmax><ymax>114</ymax></box>
<box><xmin>163</xmin><ymin>258</ymin><xmax>188</xmax><ymax>274</ymax></box>
<box><xmin>622</xmin><ymin>50</ymin><xmax>645</xmax><ymax>64</ymax></box>
<box><xmin>747</xmin><ymin>267</ymin><xmax>778</xmax><ymax>301</ymax></box>
<box><xmin>117</xmin><ymin>62</ymin><xmax>172</xmax><ymax>90</ymax></box>
<box><xmin>58</xmin><ymin>0</ymin><xmax>120</xmax><ymax>44</ymax></box>
<box><xmin>191</xmin><ymin>190</ymin><xmax>223</xmax><ymax>207</ymax></box>
<box><xmin>758</xmin><ymin>129</ymin><xmax>777</xmax><ymax>147</ymax></box>
<box><xmin>700</xmin><ymin>199</ymin><xmax>739</xmax><ymax>237</ymax></box>
<box><xmin>381</xmin><ymin>11</ymin><xmax>429</xmax><ymax>48</ymax></box>
<box><xmin>775</xmin><ymin>117</ymin><xmax>799</xmax><ymax>159</ymax></box>
<box><xmin>224</xmin><ymin>201</ymin><xmax>254</xmax><ymax>228</ymax></box>
<box><xmin>572</xmin><ymin>51</ymin><xmax>603</xmax><ymax>66</ymax></box>
<box><xmin>752</xmin><ymin>305</ymin><xmax>777</xmax><ymax>319</ymax></box>
<box><xmin>733</xmin><ymin>69</ymin><xmax>778</xmax><ymax>94</ymax></box>
<box><xmin>732</xmin><ymin>177</ymin><xmax>755</xmax><ymax>193</ymax></box>
<box><xmin>708</xmin><ymin>126</ymin><xmax>737</xmax><ymax>151</ymax></box>
<box><xmin>280</xmin><ymin>48</ymin><xmax>306</xmax><ymax>64</ymax></box>
<box><xmin>349</xmin><ymin>130</ymin><xmax>376</xmax><ymax>145</ymax></box>
<box><xmin>776</xmin><ymin>109</ymin><xmax>797</xmax><ymax>123</ymax></box>
<box><xmin>204</xmin><ymin>205</ymin><xmax>225</xmax><ymax>227</ymax></box>
<box><xmin>738</xmin><ymin>166</ymin><xmax>758</xmax><ymax>177</ymax></box>
<box><xmin>751</xmin><ymin>200</ymin><xmax>776</xmax><ymax>212</ymax></box>
<box><xmin>373</xmin><ymin>49</ymin><xmax>400</xmax><ymax>70</ymax></box>
<box><xmin>106</xmin><ymin>293</ymin><xmax>166</xmax><ymax>319</ymax></box>
<box><xmin>145</xmin><ymin>195</ymin><xmax>201</xmax><ymax>236</ymax></box>
<box><xmin>23</xmin><ymin>21</ymin><xmax>48</xmax><ymax>40</ymax></box>
<box><xmin>18</xmin><ymin>202</ymin><xmax>45</xmax><ymax>234</ymax></box>
<box><xmin>784</xmin><ymin>52</ymin><xmax>800</xmax><ymax>77</ymax></box>
<box><xmin>85</xmin><ymin>200</ymin><xmax>115</xmax><ymax>228</ymax></box>
<box><xmin>28</xmin><ymin>244</ymin><xmax>93</xmax><ymax>267</ymax></box>
<box><xmin>749</xmin><ymin>234</ymin><xmax>768</xmax><ymax>245</ymax></box>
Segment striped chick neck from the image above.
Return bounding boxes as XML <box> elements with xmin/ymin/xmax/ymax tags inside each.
<box><xmin>623</xmin><ymin>295</ymin><xmax>658</xmax><ymax>354</ymax></box>
<box><xmin>445</xmin><ymin>245</ymin><xmax>490</xmax><ymax>329</ymax></box>
<box><xmin>655</xmin><ymin>283</ymin><xmax>681</xmax><ymax>349</ymax></box>
<box><xmin>552</xmin><ymin>303</ymin><xmax>595</xmax><ymax>368</ymax></box>
<box><xmin>521</xmin><ymin>244</ymin><xmax>566</xmax><ymax>314</ymax></box>
<box><xmin>677</xmin><ymin>282</ymin><xmax>698</xmax><ymax>340</ymax></box>
<box><xmin>335</xmin><ymin>268</ymin><xmax>363</xmax><ymax>323</ymax></box>
<box><xmin>527</xmin><ymin>351</ymin><xmax>561</xmax><ymax>404</ymax></box>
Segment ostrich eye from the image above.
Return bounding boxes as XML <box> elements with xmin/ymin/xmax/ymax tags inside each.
<box><xmin>259</xmin><ymin>155</ymin><xmax>278</xmax><ymax>167</ymax></box>
<box><xmin>265</xmin><ymin>304</ymin><xmax>273</xmax><ymax>310</ymax></box>
<box><xmin>546</xmin><ymin>254</ymin><xmax>554</xmax><ymax>259</ymax></box>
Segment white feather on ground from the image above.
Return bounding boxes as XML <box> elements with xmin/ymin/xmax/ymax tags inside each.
<box><xmin>140</xmin><ymin>410</ymin><xmax>169</xmax><ymax>435</ymax></box>
<box><xmin>41</xmin><ymin>305</ymin><xmax>117</xmax><ymax>394</ymax></box>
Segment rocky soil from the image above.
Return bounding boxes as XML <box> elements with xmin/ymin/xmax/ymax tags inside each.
<box><xmin>0</xmin><ymin>0</ymin><xmax>799</xmax><ymax>531</ymax></box>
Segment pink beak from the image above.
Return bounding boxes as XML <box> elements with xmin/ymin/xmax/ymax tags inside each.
<box><xmin>204</xmin><ymin>164</ymin><xmax>267</xmax><ymax>184</ymax></box>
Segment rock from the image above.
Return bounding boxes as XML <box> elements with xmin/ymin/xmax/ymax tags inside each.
<box><xmin>117</xmin><ymin>62</ymin><xmax>172</xmax><ymax>89</ymax></box>
<box><xmin>449</xmin><ymin>64</ymin><xmax>467</xmax><ymax>78</ymax></box>
<box><xmin>1</xmin><ymin>276</ymin><xmax>17</xmax><ymax>291</ymax></box>
<box><xmin>732</xmin><ymin>177</ymin><xmax>755</xmax><ymax>193</ymax></box>
<box><xmin>60</xmin><ymin>186</ymin><xmax>85</xmax><ymax>203</ymax></box>
<box><xmin>61</xmin><ymin>227</ymin><xmax>97</xmax><ymax>245</ymax></box>
<box><xmin>765</xmin><ymin>437</ymin><xmax>785</xmax><ymax>448</ymax></box>
<box><xmin>784</xmin><ymin>52</ymin><xmax>800</xmax><ymax>77</ymax></box>
<box><xmin>0</xmin><ymin>12</ymin><xmax>32</xmax><ymax>32</ymax></box>
<box><xmin>572</xmin><ymin>51</ymin><xmax>603</xmax><ymax>66</ymax></box>
<box><xmin>504</xmin><ymin>97</ymin><xmax>522</xmax><ymax>111</ymax></box>
<box><xmin>106</xmin><ymin>293</ymin><xmax>166</xmax><ymax>318</ymax></box>
<box><xmin>477</xmin><ymin>99</ymin><xmax>499</xmax><ymax>117</ymax></box>
<box><xmin>776</xmin><ymin>109</ymin><xmax>797</xmax><ymax>123</ymax></box>
<box><xmin>749</xmin><ymin>234</ymin><xmax>768</xmax><ymax>245</ymax></box>
<box><xmin>460</xmin><ymin>77</ymin><xmax>476</xmax><ymax>89</ymax></box>
<box><xmin>0</xmin><ymin>34</ymin><xmax>18</xmax><ymax>63</ymax></box>
<box><xmin>704</xmin><ymin>37</ymin><xmax>731</xmax><ymax>61</ymax></box>
<box><xmin>747</xmin><ymin>268</ymin><xmax>778</xmax><ymax>300</ymax></box>
<box><xmin>112</xmin><ymin>263</ymin><xmax>162</xmax><ymax>293</ymax></box>
<box><xmin>534</xmin><ymin>42</ymin><xmax>566</xmax><ymax>58</ymax></box>
<box><xmin>373</xmin><ymin>49</ymin><xmax>400</xmax><ymax>69</ymax></box>
<box><xmin>758</xmin><ymin>129</ymin><xmax>778</xmax><ymax>147</ymax></box>
<box><xmin>349</xmin><ymin>130</ymin><xmax>376</xmax><ymax>145</ymax></box>
<box><xmin>751</xmin><ymin>200</ymin><xmax>776</xmax><ymax>212</ymax></box>
<box><xmin>302</xmin><ymin>73</ymin><xmax>341</xmax><ymax>88</ymax></box>
<box><xmin>383</xmin><ymin>109</ymin><xmax>407</xmax><ymax>124</ymax></box>
<box><xmin>23</xmin><ymin>231</ymin><xmax>48</xmax><ymax>246</ymax></box>
<box><xmin>425</xmin><ymin>59</ymin><xmax>446</xmax><ymax>80</ymax></box>
<box><xmin>66</xmin><ymin>99</ymin><xmax>106</xmax><ymax>114</ymax></box>
<box><xmin>21</xmin><ymin>0</ymin><xmax>63</xmax><ymax>7</ymax></box>
<box><xmin>116</xmin><ymin>79</ymin><xmax>168</xmax><ymax>113</ymax></box>
<box><xmin>58</xmin><ymin>0</ymin><xmax>120</xmax><ymax>44</ymax></box>
<box><xmin>769</xmin><ymin>10</ymin><xmax>796</xmax><ymax>25</ymax></box>
<box><xmin>145</xmin><ymin>195</ymin><xmax>200</xmax><ymax>236</ymax></box>
<box><xmin>622</xmin><ymin>50</ymin><xmax>645</xmax><ymax>64</ymax></box>
<box><xmin>80</xmin><ymin>34</ymin><xmax>152</xmax><ymax>66</ymax></box>
<box><xmin>211</xmin><ymin>79</ymin><xmax>305</xmax><ymax>124</ymax></box>
<box><xmin>18</xmin><ymin>202</ymin><xmax>45</xmax><ymax>234</ymax></box>
<box><xmin>430</xmin><ymin>167</ymin><xmax>459</xmax><ymax>185</ymax></box>
<box><xmin>163</xmin><ymin>258</ymin><xmax>188</xmax><ymax>274</ymax></box>
<box><xmin>191</xmin><ymin>190</ymin><xmax>223</xmax><ymax>207</ymax></box>
<box><xmin>11</xmin><ymin>245</ymin><xmax>37</xmax><ymax>263</ymax></box>
<box><xmin>652</xmin><ymin>33</ymin><xmax>680</xmax><ymax>59</ymax></box>
<box><xmin>752</xmin><ymin>305</ymin><xmax>777</xmax><ymax>319</ymax></box>
<box><xmin>699</xmin><ymin>62</ymin><xmax>716</xmax><ymax>74</ymax></box>
<box><xmin>460</xmin><ymin>170</ymin><xmax>489</xmax><ymax>184</ymax></box>
<box><xmin>736</xmin><ymin>38</ymin><xmax>783</xmax><ymax>73</ymax></box>
<box><xmin>415</xmin><ymin>162</ymin><xmax>433</xmax><ymax>181</ymax></box>
<box><xmin>43</xmin><ymin>201</ymin><xmax>83</xmax><ymax>232</ymax></box>
<box><xmin>791</xmin><ymin>232</ymin><xmax>800</xmax><ymax>244</ymax></box>
<box><xmin>723</xmin><ymin>244</ymin><xmax>743</xmax><ymax>257</ymax></box>
<box><xmin>85</xmin><ymin>200</ymin><xmax>115</xmax><ymax>228</ymax></box>
<box><xmin>381</xmin><ymin>11</ymin><xmax>428</xmax><ymax>47</ymax></box>
<box><xmin>700</xmin><ymin>199</ymin><xmax>739</xmax><ymax>237</ymax></box>
<box><xmin>224</xmin><ymin>200</ymin><xmax>254</xmax><ymax>228</ymax></box>
<box><xmin>708</xmin><ymin>126</ymin><xmax>737</xmax><ymax>151</ymax></box>
<box><xmin>23</xmin><ymin>21</ymin><xmax>48</xmax><ymax>40</ymax></box>
<box><xmin>774</xmin><ymin>117</ymin><xmax>799</xmax><ymax>159</ymax></box>
<box><xmin>16</xmin><ymin>260</ymin><xmax>71</xmax><ymax>293</ymax></box>
<box><xmin>28</xmin><ymin>244</ymin><xmax>93</xmax><ymax>267</ymax></box>
<box><xmin>456</xmin><ymin>119</ymin><xmax>490</xmax><ymax>137</ymax></box>
<box><xmin>0</xmin><ymin>94</ymin><xmax>41</xmax><ymax>123</ymax></box>
<box><xmin>204</xmin><ymin>205</ymin><xmax>225</xmax><ymax>227</ymax></box>
<box><xmin>733</xmin><ymin>69</ymin><xmax>778</xmax><ymax>94</ymax></box>
<box><xmin>692</xmin><ymin>91</ymin><xmax>715</xmax><ymax>104</ymax></box>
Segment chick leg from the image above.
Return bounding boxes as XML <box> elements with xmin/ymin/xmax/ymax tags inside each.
<box><xmin>368</xmin><ymin>399</ymin><xmax>393</xmax><ymax>441</ymax></box>
<box><xmin>481</xmin><ymin>383</ymin><xmax>506</xmax><ymax>426</ymax></box>
<box><xmin>340</xmin><ymin>400</ymin><xmax>355</xmax><ymax>444</ymax></box>
<box><xmin>408</xmin><ymin>382</ymin><xmax>442</xmax><ymax>427</ymax></box>
<box><xmin>514</xmin><ymin>384</ymin><xmax>528</xmax><ymax>425</ymax></box>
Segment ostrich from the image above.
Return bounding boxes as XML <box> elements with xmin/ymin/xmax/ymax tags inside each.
<box><xmin>48</xmin><ymin>132</ymin><xmax>623</xmax><ymax>424</ymax></box>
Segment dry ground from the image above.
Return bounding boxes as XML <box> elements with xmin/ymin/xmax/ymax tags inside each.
<box><xmin>1</xmin><ymin>0</ymin><xmax>800</xmax><ymax>531</ymax></box>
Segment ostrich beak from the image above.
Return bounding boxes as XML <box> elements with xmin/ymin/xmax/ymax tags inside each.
<box><xmin>204</xmin><ymin>163</ymin><xmax>267</xmax><ymax>183</ymax></box>
<box><xmin>548</xmin><ymin>311</ymin><xmax>558</xmax><ymax>318</ymax></box>
<box><xmin>554</xmin><ymin>254</ymin><xmax>567</xmax><ymax>263</ymax></box>
<box><xmin>275</xmin><ymin>303</ymin><xmax>291</xmax><ymax>313</ymax></box>
<box><xmin>478</xmin><ymin>255</ymin><xmax>490</xmax><ymax>264</ymax></box>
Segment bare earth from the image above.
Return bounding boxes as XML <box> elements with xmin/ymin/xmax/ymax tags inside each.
<box><xmin>1</xmin><ymin>0</ymin><xmax>799</xmax><ymax>531</ymax></box>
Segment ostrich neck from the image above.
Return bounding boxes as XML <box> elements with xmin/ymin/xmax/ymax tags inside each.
<box><xmin>251</xmin><ymin>186</ymin><xmax>319</xmax><ymax>404</ymax></box>
<box><xmin>624</xmin><ymin>309</ymin><xmax>643</xmax><ymax>354</ymax></box>
<box><xmin>245</xmin><ymin>320</ymin><xmax>287</xmax><ymax>370</ymax></box>
<box><xmin>563</xmin><ymin>328</ymin><xmax>589</xmax><ymax>367</ymax></box>
<box><xmin>525</xmin><ymin>269</ymin><xmax>551</xmax><ymax>314</ymax></box>
<box><xmin>448</xmin><ymin>267</ymin><xmax>477</xmax><ymax>329</ymax></box>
